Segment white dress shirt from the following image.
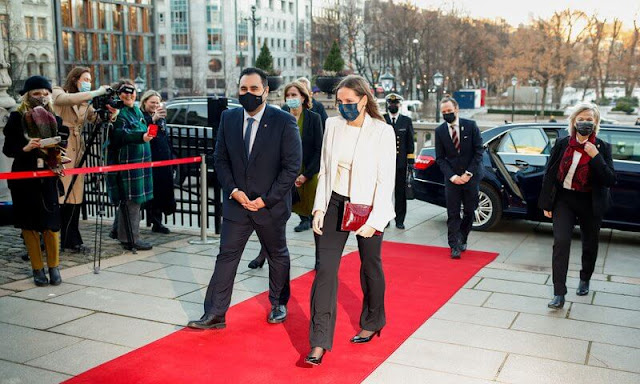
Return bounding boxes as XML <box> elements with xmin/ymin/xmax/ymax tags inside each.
<box><xmin>389</xmin><ymin>112</ymin><xmax>399</xmax><ymax>125</ymax></box>
<box><xmin>243</xmin><ymin>104</ymin><xmax>267</xmax><ymax>155</ymax></box>
<box><xmin>563</xmin><ymin>136</ymin><xmax>589</xmax><ymax>190</ymax></box>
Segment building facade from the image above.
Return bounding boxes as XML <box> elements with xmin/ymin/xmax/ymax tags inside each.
<box><xmin>54</xmin><ymin>0</ymin><xmax>157</xmax><ymax>90</ymax></box>
<box><xmin>156</xmin><ymin>0</ymin><xmax>311</xmax><ymax>98</ymax></box>
<box><xmin>0</xmin><ymin>0</ymin><xmax>57</xmax><ymax>96</ymax></box>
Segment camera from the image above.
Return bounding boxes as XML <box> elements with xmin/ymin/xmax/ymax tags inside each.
<box><xmin>91</xmin><ymin>88</ymin><xmax>125</xmax><ymax>112</ymax></box>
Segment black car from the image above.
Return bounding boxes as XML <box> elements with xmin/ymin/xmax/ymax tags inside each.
<box><xmin>412</xmin><ymin>123</ymin><xmax>640</xmax><ymax>231</ymax></box>
<box><xmin>164</xmin><ymin>98</ymin><xmax>242</xmax><ymax>185</ymax></box>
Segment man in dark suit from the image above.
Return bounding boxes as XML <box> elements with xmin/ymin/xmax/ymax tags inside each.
<box><xmin>187</xmin><ymin>68</ymin><xmax>302</xmax><ymax>329</ymax></box>
<box><xmin>434</xmin><ymin>96</ymin><xmax>483</xmax><ymax>259</ymax></box>
<box><xmin>383</xmin><ymin>93</ymin><xmax>415</xmax><ymax>229</ymax></box>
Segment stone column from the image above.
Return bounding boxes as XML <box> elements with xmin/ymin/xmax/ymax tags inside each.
<box><xmin>0</xmin><ymin>34</ymin><xmax>17</xmax><ymax>202</ymax></box>
<box><xmin>189</xmin><ymin>0</ymin><xmax>207</xmax><ymax>96</ymax></box>
<box><xmin>222</xmin><ymin>0</ymin><xmax>238</xmax><ymax>97</ymax></box>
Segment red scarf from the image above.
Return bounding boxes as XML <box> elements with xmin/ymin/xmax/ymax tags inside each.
<box><xmin>557</xmin><ymin>133</ymin><xmax>595</xmax><ymax>192</ymax></box>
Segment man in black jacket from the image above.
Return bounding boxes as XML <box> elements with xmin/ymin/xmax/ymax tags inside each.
<box><xmin>383</xmin><ymin>93</ymin><xmax>415</xmax><ymax>229</ymax></box>
<box><xmin>434</xmin><ymin>97</ymin><xmax>483</xmax><ymax>259</ymax></box>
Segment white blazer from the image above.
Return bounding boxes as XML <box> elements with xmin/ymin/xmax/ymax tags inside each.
<box><xmin>313</xmin><ymin>114</ymin><xmax>397</xmax><ymax>232</ymax></box>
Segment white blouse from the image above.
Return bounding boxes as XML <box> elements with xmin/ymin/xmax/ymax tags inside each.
<box><xmin>333</xmin><ymin>124</ymin><xmax>362</xmax><ymax>196</ymax></box>
<box><xmin>563</xmin><ymin>137</ymin><xmax>589</xmax><ymax>190</ymax></box>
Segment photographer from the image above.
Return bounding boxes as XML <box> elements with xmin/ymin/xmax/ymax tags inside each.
<box><xmin>52</xmin><ymin>67</ymin><xmax>111</xmax><ymax>254</ymax></box>
<box><xmin>3</xmin><ymin>76</ymin><xmax>69</xmax><ymax>286</ymax></box>
<box><xmin>106</xmin><ymin>79</ymin><xmax>155</xmax><ymax>251</ymax></box>
<box><xmin>140</xmin><ymin>90</ymin><xmax>176</xmax><ymax>234</ymax></box>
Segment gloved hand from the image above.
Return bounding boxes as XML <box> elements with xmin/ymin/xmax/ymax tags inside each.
<box><xmin>90</xmin><ymin>85</ymin><xmax>111</xmax><ymax>98</ymax></box>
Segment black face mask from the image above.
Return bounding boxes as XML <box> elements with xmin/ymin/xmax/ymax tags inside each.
<box><xmin>239</xmin><ymin>89</ymin><xmax>265</xmax><ymax>113</ymax></box>
<box><xmin>576</xmin><ymin>121</ymin><xmax>594</xmax><ymax>136</ymax></box>
<box><xmin>443</xmin><ymin>112</ymin><xmax>456</xmax><ymax>124</ymax></box>
<box><xmin>387</xmin><ymin>105</ymin><xmax>399</xmax><ymax>114</ymax></box>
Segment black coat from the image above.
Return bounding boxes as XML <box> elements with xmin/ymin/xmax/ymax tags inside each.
<box><xmin>298</xmin><ymin>109</ymin><xmax>323</xmax><ymax>179</ymax></box>
<box><xmin>214</xmin><ymin>105</ymin><xmax>301</xmax><ymax>225</ymax></box>
<box><xmin>2</xmin><ymin>111</ymin><xmax>68</xmax><ymax>231</ymax></box>
<box><xmin>143</xmin><ymin>112</ymin><xmax>176</xmax><ymax>215</ymax></box>
<box><xmin>384</xmin><ymin>113</ymin><xmax>415</xmax><ymax>169</ymax></box>
<box><xmin>538</xmin><ymin>136</ymin><xmax>616</xmax><ymax>218</ymax></box>
<box><xmin>434</xmin><ymin>118</ymin><xmax>484</xmax><ymax>182</ymax></box>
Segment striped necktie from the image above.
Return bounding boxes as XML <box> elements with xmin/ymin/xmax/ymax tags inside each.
<box><xmin>450</xmin><ymin>124</ymin><xmax>460</xmax><ymax>152</ymax></box>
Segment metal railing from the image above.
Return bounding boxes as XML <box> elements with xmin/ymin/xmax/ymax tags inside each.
<box><xmin>81</xmin><ymin>123</ymin><xmax>222</xmax><ymax>234</ymax></box>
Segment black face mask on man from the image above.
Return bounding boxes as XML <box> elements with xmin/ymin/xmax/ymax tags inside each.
<box><xmin>442</xmin><ymin>112</ymin><xmax>456</xmax><ymax>124</ymax></box>
<box><xmin>387</xmin><ymin>104</ymin><xmax>399</xmax><ymax>114</ymax></box>
<box><xmin>575</xmin><ymin>121</ymin><xmax>594</xmax><ymax>137</ymax></box>
<box><xmin>239</xmin><ymin>89</ymin><xmax>265</xmax><ymax>113</ymax></box>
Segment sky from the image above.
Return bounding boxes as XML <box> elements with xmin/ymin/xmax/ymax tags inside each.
<box><xmin>410</xmin><ymin>0</ymin><xmax>640</xmax><ymax>28</ymax></box>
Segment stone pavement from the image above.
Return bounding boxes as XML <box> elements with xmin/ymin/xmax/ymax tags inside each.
<box><xmin>1</xmin><ymin>200</ymin><xmax>639</xmax><ymax>383</ymax></box>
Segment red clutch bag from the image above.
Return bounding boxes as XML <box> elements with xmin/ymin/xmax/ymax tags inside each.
<box><xmin>341</xmin><ymin>202</ymin><xmax>382</xmax><ymax>235</ymax></box>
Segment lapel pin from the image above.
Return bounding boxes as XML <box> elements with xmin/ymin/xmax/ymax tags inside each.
<box><xmin>461</xmin><ymin>127</ymin><xmax>464</xmax><ymax>131</ymax></box>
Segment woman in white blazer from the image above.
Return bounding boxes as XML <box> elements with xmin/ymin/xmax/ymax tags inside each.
<box><xmin>305</xmin><ymin>75</ymin><xmax>396</xmax><ymax>366</ymax></box>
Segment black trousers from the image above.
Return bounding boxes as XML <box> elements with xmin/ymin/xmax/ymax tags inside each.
<box><xmin>146</xmin><ymin>207</ymin><xmax>164</xmax><ymax>227</ymax></box>
<box><xmin>203</xmin><ymin>218</ymin><xmax>291</xmax><ymax>317</ymax></box>
<box><xmin>445</xmin><ymin>180</ymin><xmax>479</xmax><ymax>248</ymax></box>
<box><xmin>552</xmin><ymin>188</ymin><xmax>602</xmax><ymax>296</ymax></box>
<box><xmin>253</xmin><ymin>214</ymin><xmax>310</xmax><ymax>265</ymax></box>
<box><xmin>60</xmin><ymin>203</ymin><xmax>83</xmax><ymax>249</ymax></box>
<box><xmin>309</xmin><ymin>192</ymin><xmax>386</xmax><ymax>351</ymax></box>
<box><xmin>394</xmin><ymin>166</ymin><xmax>407</xmax><ymax>225</ymax></box>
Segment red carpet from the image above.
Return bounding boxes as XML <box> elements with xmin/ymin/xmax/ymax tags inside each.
<box><xmin>65</xmin><ymin>242</ymin><xmax>497</xmax><ymax>384</ymax></box>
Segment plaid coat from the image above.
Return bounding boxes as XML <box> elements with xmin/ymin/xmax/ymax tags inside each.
<box><xmin>106</xmin><ymin>106</ymin><xmax>153</xmax><ymax>204</ymax></box>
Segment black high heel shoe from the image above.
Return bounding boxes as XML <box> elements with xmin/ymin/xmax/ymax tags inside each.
<box><xmin>350</xmin><ymin>329</ymin><xmax>381</xmax><ymax>344</ymax></box>
<box><xmin>304</xmin><ymin>348</ymin><xmax>325</xmax><ymax>366</ymax></box>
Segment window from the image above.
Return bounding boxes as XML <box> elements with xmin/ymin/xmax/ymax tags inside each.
<box><xmin>173</xmin><ymin>55</ymin><xmax>192</xmax><ymax>66</ymax></box>
<box><xmin>160</xmin><ymin>57</ymin><xmax>166</xmax><ymax>67</ymax></box>
<box><xmin>277</xmin><ymin>58</ymin><xmax>281</xmax><ymax>67</ymax></box>
<box><xmin>208</xmin><ymin>27</ymin><xmax>222</xmax><ymax>50</ymax></box>
<box><xmin>25</xmin><ymin>17</ymin><xmax>34</xmax><ymax>39</ymax></box>
<box><xmin>289</xmin><ymin>2</ymin><xmax>294</xmax><ymax>13</ymax></box>
<box><xmin>269</xmin><ymin>0</ymin><xmax>273</xmax><ymax>9</ymax></box>
<box><xmin>167</xmin><ymin>105</ymin><xmax>187</xmax><ymax>124</ymax></box>
<box><xmin>281</xmin><ymin>1</ymin><xmax>285</xmax><ymax>10</ymax></box>
<box><xmin>277</xmin><ymin>39</ymin><xmax>280</xmax><ymax>48</ymax></box>
<box><xmin>498</xmin><ymin>128</ymin><xmax>548</xmax><ymax>155</ymax></box>
<box><xmin>159</xmin><ymin>12</ymin><xmax>165</xmax><ymax>24</ymax></box>
<box><xmin>597</xmin><ymin>130</ymin><xmax>640</xmax><ymax>162</ymax></box>
<box><xmin>160</xmin><ymin>34</ymin><xmax>166</xmax><ymax>46</ymax></box>
<box><xmin>37</xmin><ymin>18</ymin><xmax>47</xmax><ymax>39</ymax></box>
<box><xmin>297</xmin><ymin>57</ymin><xmax>302</xmax><ymax>67</ymax></box>
<box><xmin>283</xmin><ymin>40</ymin><xmax>286</xmax><ymax>49</ymax></box>
<box><xmin>175</xmin><ymin>78</ymin><xmax>192</xmax><ymax>89</ymax></box>
<box><xmin>186</xmin><ymin>104</ymin><xmax>208</xmax><ymax>126</ymax></box>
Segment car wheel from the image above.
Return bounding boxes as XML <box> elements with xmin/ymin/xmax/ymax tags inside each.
<box><xmin>472</xmin><ymin>183</ymin><xmax>502</xmax><ymax>231</ymax></box>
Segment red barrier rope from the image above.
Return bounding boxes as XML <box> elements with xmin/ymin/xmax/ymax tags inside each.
<box><xmin>0</xmin><ymin>156</ymin><xmax>202</xmax><ymax>181</ymax></box>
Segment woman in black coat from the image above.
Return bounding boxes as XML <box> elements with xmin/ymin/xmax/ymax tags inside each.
<box><xmin>538</xmin><ymin>102</ymin><xmax>616</xmax><ymax>310</ymax></box>
<box><xmin>3</xmin><ymin>76</ymin><xmax>69</xmax><ymax>287</ymax></box>
<box><xmin>140</xmin><ymin>90</ymin><xmax>175</xmax><ymax>233</ymax></box>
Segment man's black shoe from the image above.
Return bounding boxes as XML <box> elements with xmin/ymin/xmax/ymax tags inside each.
<box><xmin>395</xmin><ymin>223</ymin><xmax>405</xmax><ymax>230</ymax></box>
<box><xmin>268</xmin><ymin>305</ymin><xmax>287</xmax><ymax>324</ymax></box>
<box><xmin>547</xmin><ymin>295</ymin><xmax>565</xmax><ymax>309</ymax></box>
<box><xmin>187</xmin><ymin>314</ymin><xmax>226</xmax><ymax>330</ymax></box>
<box><xmin>66</xmin><ymin>244</ymin><xmax>91</xmax><ymax>254</ymax></box>
<box><xmin>294</xmin><ymin>219</ymin><xmax>311</xmax><ymax>232</ymax></box>
<box><xmin>450</xmin><ymin>247</ymin><xmax>461</xmax><ymax>259</ymax></box>
<box><xmin>152</xmin><ymin>224</ymin><xmax>171</xmax><ymax>234</ymax></box>
<box><xmin>576</xmin><ymin>280</ymin><xmax>590</xmax><ymax>296</ymax></box>
<box><xmin>121</xmin><ymin>241</ymin><xmax>153</xmax><ymax>251</ymax></box>
<box><xmin>248</xmin><ymin>257</ymin><xmax>265</xmax><ymax>269</ymax></box>
<box><xmin>459</xmin><ymin>243</ymin><xmax>467</xmax><ymax>252</ymax></box>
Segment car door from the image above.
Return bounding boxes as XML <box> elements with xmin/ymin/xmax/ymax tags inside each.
<box><xmin>595</xmin><ymin>128</ymin><xmax>640</xmax><ymax>228</ymax></box>
<box><xmin>494</xmin><ymin>127</ymin><xmax>551</xmax><ymax>216</ymax></box>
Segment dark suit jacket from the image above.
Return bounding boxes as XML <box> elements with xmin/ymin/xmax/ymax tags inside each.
<box><xmin>214</xmin><ymin>104</ymin><xmax>302</xmax><ymax>225</ymax></box>
<box><xmin>435</xmin><ymin>118</ymin><xmax>484</xmax><ymax>182</ymax></box>
<box><xmin>538</xmin><ymin>136</ymin><xmax>616</xmax><ymax>218</ymax></box>
<box><xmin>299</xmin><ymin>109</ymin><xmax>323</xmax><ymax>179</ymax></box>
<box><xmin>384</xmin><ymin>113</ymin><xmax>415</xmax><ymax>168</ymax></box>
<box><xmin>282</xmin><ymin>98</ymin><xmax>328</xmax><ymax>132</ymax></box>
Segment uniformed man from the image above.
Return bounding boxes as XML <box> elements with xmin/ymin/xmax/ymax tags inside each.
<box><xmin>383</xmin><ymin>93</ymin><xmax>415</xmax><ymax>229</ymax></box>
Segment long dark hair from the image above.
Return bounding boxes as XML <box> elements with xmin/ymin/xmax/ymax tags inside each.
<box><xmin>335</xmin><ymin>75</ymin><xmax>384</xmax><ymax>121</ymax></box>
<box><xmin>63</xmin><ymin>66</ymin><xmax>90</xmax><ymax>94</ymax></box>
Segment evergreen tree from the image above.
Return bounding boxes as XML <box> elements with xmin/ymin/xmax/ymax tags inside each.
<box><xmin>255</xmin><ymin>42</ymin><xmax>274</xmax><ymax>74</ymax></box>
<box><xmin>323</xmin><ymin>41</ymin><xmax>345</xmax><ymax>73</ymax></box>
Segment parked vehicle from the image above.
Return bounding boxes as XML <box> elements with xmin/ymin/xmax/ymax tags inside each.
<box><xmin>164</xmin><ymin>97</ymin><xmax>241</xmax><ymax>185</ymax></box>
<box><xmin>412</xmin><ymin>123</ymin><xmax>640</xmax><ymax>231</ymax></box>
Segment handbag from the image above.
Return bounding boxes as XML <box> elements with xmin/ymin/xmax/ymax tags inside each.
<box><xmin>406</xmin><ymin>168</ymin><xmax>415</xmax><ymax>200</ymax></box>
<box><xmin>341</xmin><ymin>202</ymin><xmax>382</xmax><ymax>235</ymax></box>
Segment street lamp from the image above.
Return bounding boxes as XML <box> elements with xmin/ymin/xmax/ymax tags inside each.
<box><xmin>412</xmin><ymin>38</ymin><xmax>419</xmax><ymax>100</ymax></box>
<box><xmin>534</xmin><ymin>88</ymin><xmax>539</xmax><ymax>122</ymax></box>
<box><xmin>380</xmin><ymin>67</ymin><xmax>395</xmax><ymax>94</ymax></box>
<box><xmin>433</xmin><ymin>71</ymin><xmax>444</xmax><ymax>122</ymax></box>
<box><xmin>511</xmin><ymin>76</ymin><xmax>518</xmax><ymax>122</ymax></box>
<box><xmin>245</xmin><ymin>6</ymin><xmax>261</xmax><ymax>66</ymax></box>
<box><xmin>134</xmin><ymin>75</ymin><xmax>146</xmax><ymax>95</ymax></box>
